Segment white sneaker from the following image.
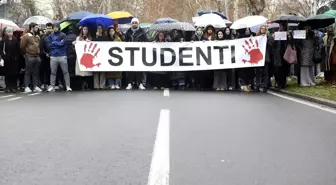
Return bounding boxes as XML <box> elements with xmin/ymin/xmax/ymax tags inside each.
<box><xmin>111</xmin><ymin>85</ymin><xmax>116</xmax><ymax>89</ymax></box>
<box><xmin>160</xmin><ymin>87</ymin><xmax>165</xmax><ymax>90</ymax></box>
<box><xmin>33</xmin><ymin>86</ymin><xmax>42</xmax><ymax>92</ymax></box>
<box><xmin>126</xmin><ymin>83</ymin><xmax>132</xmax><ymax>90</ymax></box>
<box><xmin>115</xmin><ymin>84</ymin><xmax>120</xmax><ymax>89</ymax></box>
<box><xmin>55</xmin><ymin>86</ymin><xmax>59</xmax><ymax>90</ymax></box>
<box><xmin>24</xmin><ymin>87</ymin><xmax>32</xmax><ymax>93</ymax></box>
<box><xmin>66</xmin><ymin>86</ymin><xmax>72</xmax><ymax>92</ymax></box>
<box><xmin>47</xmin><ymin>86</ymin><xmax>55</xmax><ymax>92</ymax></box>
<box><xmin>139</xmin><ymin>83</ymin><xmax>146</xmax><ymax>90</ymax></box>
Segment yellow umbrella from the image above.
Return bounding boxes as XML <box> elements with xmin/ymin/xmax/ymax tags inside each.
<box><xmin>106</xmin><ymin>11</ymin><xmax>133</xmax><ymax>24</ymax></box>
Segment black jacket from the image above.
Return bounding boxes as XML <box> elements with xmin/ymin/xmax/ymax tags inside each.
<box><xmin>40</xmin><ymin>34</ymin><xmax>51</xmax><ymax>57</ymax></box>
<box><xmin>125</xmin><ymin>27</ymin><xmax>148</xmax><ymax>42</ymax></box>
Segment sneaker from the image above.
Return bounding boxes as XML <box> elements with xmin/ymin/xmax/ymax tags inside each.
<box><xmin>160</xmin><ymin>87</ymin><xmax>165</xmax><ymax>90</ymax></box>
<box><xmin>126</xmin><ymin>83</ymin><xmax>132</xmax><ymax>90</ymax></box>
<box><xmin>115</xmin><ymin>84</ymin><xmax>120</xmax><ymax>89</ymax></box>
<box><xmin>139</xmin><ymin>83</ymin><xmax>145</xmax><ymax>90</ymax></box>
<box><xmin>153</xmin><ymin>87</ymin><xmax>158</xmax><ymax>90</ymax></box>
<box><xmin>111</xmin><ymin>85</ymin><xmax>116</xmax><ymax>89</ymax></box>
<box><xmin>24</xmin><ymin>87</ymin><xmax>32</xmax><ymax>93</ymax></box>
<box><xmin>66</xmin><ymin>86</ymin><xmax>72</xmax><ymax>92</ymax></box>
<box><xmin>47</xmin><ymin>86</ymin><xmax>55</xmax><ymax>92</ymax></box>
<box><xmin>33</xmin><ymin>86</ymin><xmax>42</xmax><ymax>92</ymax></box>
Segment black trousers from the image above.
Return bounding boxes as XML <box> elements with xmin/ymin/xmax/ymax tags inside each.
<box><xmin>5</xmin><ymin>75</ymin><xmax>17</xmax><ymax>89</ymax></box>
<box><xmin>275</xmin><ymin>64</ymin><xmax>289</xmax><ymax>89</ymax></box>
<box><xmin>149</xmin><ymin>73</ymin><xmax>170</xmax><ymax>88</ymax></box>
<box><xmin>127</xmin><ymin>72</ymin><xmax>143</xmax><ymax>85</ymax></box>
<box><xmin>39</xmin><ymin>57</ymin><xmax>50</xmax><ymax>85</ymax></box>
<box><xmin>255</xmin><ymin>63</ymin><xmax>269</xmax><ymax>88</ymax></box>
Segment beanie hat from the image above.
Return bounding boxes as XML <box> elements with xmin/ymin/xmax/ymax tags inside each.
<box><xmin>131</xmin><ymin>18</ymin><xmax>139</xmax><ymax>24</ymax></box>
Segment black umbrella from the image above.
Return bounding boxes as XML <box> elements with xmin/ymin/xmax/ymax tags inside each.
<box><xmin>304</xmin><ymin>14</ymin><xmax>335</xmax><ymax>29</ymax></box>
<box><xmin>273</xmin><ymin>14</ymin><xmax>306</xmax><ymax>23</ymax></box>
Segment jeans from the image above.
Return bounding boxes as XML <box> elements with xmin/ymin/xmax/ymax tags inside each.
<box><xmin>24</xmin><ymin>56</ymin><xmax>41</xmax><ymax>88</ymax></box>
<box><xmin>107</xmin><ymin>78</ymin><xmax>121</xmax><ymax>86</ymax></box>
<box><xmin>50</xmin><ymin>56</ymin><xmax>70</xmax><ymax>87</ymax></box>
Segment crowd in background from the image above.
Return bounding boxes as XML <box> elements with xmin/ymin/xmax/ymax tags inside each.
<box><xmin>0</xmin><ymin>17</ymin><xmax>335</xmax><ymax>93</ymax></box>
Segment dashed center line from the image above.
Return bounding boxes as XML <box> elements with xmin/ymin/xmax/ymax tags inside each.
<box><xmin>6</xmin><ymin>97</ymin><xmax>22</xmax><ymax>101</ymax></box>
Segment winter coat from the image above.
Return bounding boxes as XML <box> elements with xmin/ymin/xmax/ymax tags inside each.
<box><xmin>40</xmin><ymin>34</ymin><xmax>51</xmax><ymax>57</ymax></box>
<box><xmin>104</xmin><ymin>34</ymin><xmax>122</xmax><ymax>79</ymax></box>
<box><xmin>65</xmin><ymin>33</ymin><xmax>77</xmax><ymax>77</ymax></box>
<box><xmin>74</xmin><ymin>36</ymin><xmax>93</xmax><ymax>77</ymax></box>
<box><xmin>299</xmin><ymin>35</ymin><xmax>315</xmax><ymax>67</ymax></box>
<box><xmin>322</xmin><ymin>34</ymin><xmax>335</xmax><ymax>71</ymax></box>
<box><xmin>191</xmin><ymin>34</ymin><xmax>206</xmax><ymax>41</ymax></box>
<box><xmin>48</xmin><ymin>31</ymin><xmax>67</xmax><ymax>57</ymax></box>
<box><xmin>0</xmin><ymin>39</ymin><xmax>21</xmax><ymax>76</ymax></box>
<box><xmin>125</xmin><ymin>27</ymin><xmax>148</xmax><ymax>42</ymax></box>
<box><xmin>20</xmin><ymin>32</ymin><xmax>40</xmax><ymax>56</ymax></box>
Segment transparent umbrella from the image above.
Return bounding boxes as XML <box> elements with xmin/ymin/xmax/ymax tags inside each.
<box><xmin>149</xmin><ymin>22</ymin><xmax>195</xmax><ymax>31</ymax></box>
<box><xmin>23</xmin><ymin>16</ymin><xmax>53</xmax><ymax>28</ymax></box>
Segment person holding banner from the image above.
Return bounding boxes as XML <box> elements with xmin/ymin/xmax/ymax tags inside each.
<box><xmin>124</xmin><ymin>17</ymin><xmax>148</xmax><ymax>90</ymax></box>
<box><xmin>93</xmin><ymin>25</ymin><xmax>106</xmax><ymax>90</ymax></box>
<box><xmin>238</xmin><ymin>28</ymin><xmax>254</xmax><ymax>92</ymax></box>
<box><xmin>213</xmin><ymin>29</ymin><xmax>229</xmax><ymax>91</ymax></box>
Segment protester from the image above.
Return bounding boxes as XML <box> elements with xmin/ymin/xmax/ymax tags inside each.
<box><xmin>65</xmin><ymin>26</ymin><xmax>77</xmax><ymax>82</ymax></box>
<box><xmin>204</xmin><ymin>25</ymin><xmax>216</xmax><ymax>41</ymax></box>
<box><xmin>39</xmin><ymin>22</ymin><xmax>53</xmax><ymax>90</ymax></box>
<box><xmin>124</xmin><ymin>17</ymin><xmax>148</xmax><ymax>90</ymax></box>
<box><xmin>0</xmin><ymin>27</ymin><xmax>20</xmax><ymax>93</ymax></box>
<box><xmin>213</xmin><ymin>29</ymin><xmax>228</xmax><ymax>91</ymax></box>
<box><xmin>74</xmin><ymin>26</ymin><xmax>93</xmax><ymax>90</ymax></box>
<box><xmin>93</xmin><ymin>24</ymin><xmax>106</xmax><ymax>90</ymax></box>
<box><xmin>20</xmin><ymin>22</ymin><xmax>42</xmax><ymax>93</ymax></box>
<box><xmin>298</xmin><ymin>26</ymin><xmax>316</xmax><ymax>87</ymax></box>
<box><xmin>322</xmin><ymin>27</ymin><xmax>336</xmax><ymax>86</ymax></box>
<box><xmin>273</xmin><ymin>23</ymin><xmax>288</xmax><ymax>91</ymax></box>
<box><xmin>47</xmin><ymin>23</ymin><xmax>72</xmax><ymax>92</ymax></box>
<box><xmin>238</xmin><ymin>28</ymin><xmax>254</xmax><ymax>92</ymax></box>
<box><xmin>105</xmin><ymin>26</ymin><xmax>122</xmax><ymax>89</ymax></box>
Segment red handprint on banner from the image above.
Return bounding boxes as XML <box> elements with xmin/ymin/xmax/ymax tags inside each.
<box><xmin>80</xmin><ymin>42</ymin><xmax>101</xmax><ymax>69</ymax></box>
<box><xmin>241</xmin><ymin>38</ymin><xmax>263</xmax><ymax>65</ymax></box>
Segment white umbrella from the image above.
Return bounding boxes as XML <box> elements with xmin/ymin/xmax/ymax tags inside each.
<box><xmin>230</xmin><ymin>15</ymin><xmax>268</xmax><ymax>30</ymax></box>
<box><xmin>23</xmin><ymin>16</ymin><xmax>53</xmax><ymax>28</ymax></box>
<box><xmin>193</xmin><ymin>14</ymin><xmax>231</xmax><ymax>28</ymax></box>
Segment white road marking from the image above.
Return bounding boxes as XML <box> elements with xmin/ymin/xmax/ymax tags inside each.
<box><xmin>163</xmin><ymin>89</ymin><xmax>169</xmax><ymax>97</ymax></box>
<box><xmin>6</xmin><ymin>97</ymin><xmax>22</xmax><ymax>101</ymax></box>
<box><xmin>0</xmin><ymin>95</ymin><xmax>14</xmax><ymax>99</ymax></box>
<box><xmin>148</xmin><ymin>109</ymin><xmax>170</xmax><ymax>185</ymax></box>
<box><xmin>28</xmin><ymin>93</ymin><xmax>40</xmax><ymax>96</ymax></box>
<box><xmin>268</xmin><ymin>91</ymin><xmax>336</xmax><ymax>115</ymax></box>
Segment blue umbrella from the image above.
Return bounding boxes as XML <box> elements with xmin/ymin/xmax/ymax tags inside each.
<box><xmin>198</xmin><ymin>10</ymin><xmax>227</xmax><ymax>20</ymax></box>
<box><xmin>80</xmin><ymin>14</ymin><xmax>115</xmax><ymax>28</ymax></box>
<box><xmin>154</xmin><ymin>17</ymin><xmax>178</xmax><ymax>24</ymax></box>
<box><xmin>68</xmin><ymin>11</ymin><xmax>94</xmax><ymax>21</ymax></box>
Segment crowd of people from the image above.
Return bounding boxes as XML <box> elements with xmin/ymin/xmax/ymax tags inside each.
<box><xmin>0</xmin><ymin>17</ymin><xmax>335</xmax><ymax>94</ymax></box>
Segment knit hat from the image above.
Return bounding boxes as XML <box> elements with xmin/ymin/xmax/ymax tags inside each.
<box><xmin>131</xmin><ymin>18</ymin><xmax>139</xmax><ymax>24</ymax></box>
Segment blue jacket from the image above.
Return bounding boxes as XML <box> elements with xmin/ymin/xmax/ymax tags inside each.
<box><xmin>48</xmin><ymin>28</ymin><xmax>67</xmax><ymax>57</ymax></box>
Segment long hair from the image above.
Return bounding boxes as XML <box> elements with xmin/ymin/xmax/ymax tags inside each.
<box><xmin>223</xmin><ymin>27</ymin><xmax>232</xmax><ymax>40</ymax></box>
<box><xmin>78</xmin><ymin>26</ymin><xmax>92</xmax><ymax>41</ymax></box>
<box><xmin>106</xmin><ymin>26</ymin><xmax>120</xmax><ymax>41</ymax></box>
<box><xmin>156</xmin><ymin>31</ymin><xmax>166</xmax><ymax>42</ymax></box>
<box><xmin>257</xmin><ymin>25</ymin><xmax>268</xmax><ymax>36</ymax></box>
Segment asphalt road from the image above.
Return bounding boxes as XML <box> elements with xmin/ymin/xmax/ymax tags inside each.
<box><xmin>0</xmin><ymin>90</ymin><xmax>336</xmax><ymax>185</ymax></box>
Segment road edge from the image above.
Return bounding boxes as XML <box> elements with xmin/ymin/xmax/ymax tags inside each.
<box><xmin>269</xmin><ymin>88</ymin><xmax>336</xmax><ymax>109</ymax></box>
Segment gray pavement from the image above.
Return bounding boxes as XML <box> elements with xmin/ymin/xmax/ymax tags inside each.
<box><xmin>0</xmin><ymin>90</ymin><xmax>336</xmax><ymax>185</ymax></box>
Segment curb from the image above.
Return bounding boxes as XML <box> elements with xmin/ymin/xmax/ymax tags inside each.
<box><xmin>269</xmin><ymin>88</ymin><xmax>336</xmax><ymax>109</ymax></box>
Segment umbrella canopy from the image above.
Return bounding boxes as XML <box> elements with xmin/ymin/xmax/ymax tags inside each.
<box><xmin>67</xmin><ymin>11</ymin><xmax>94</xmax><ymax>21</ymax></box>
<box><xmin>273</xmin><ymin>14</ymin><xmax>306</xmax><ymax>23</ymax></box>
<box><xmin>149</xmin><ymin>22</ymin><xmax>195</xmax><ymax>31</ymax></box>
<box><xmin>194</xmin><ymin>14</ymin><xmax>230</xmax><ymax>28</ymax></box>
<box><xmin>323</xmin><ymin>10</ymin><xmax>336</xmax><ymax>18</ymax></box>
<box><xmin>267</xmin><ymin>22</ymin><xmax>298</xmax><ymax>29</ymax></box>
<box><xmin>0</xmin><ymin>19</ymin><xmax>20</xmax><ymax>31</ymax></box>
<box><xmin>23</xmin><ymin>16</ymin><xmax>53</xmax><ymax>28</ymax></box>
<box><xmin>60</xmin><ymin>20</ymin><xmax>77</xmax><ymax>30</ymax></box>
<box><xmin>230</xmin><ymin>15</ymin><xmax>267</xmax><ymax>30</ymax></box>
<box><xmin>154</xmin><ymin>17</ymin><xmax>178</xmax><ymax>24</ymax></box>
<box><xmin>197</xmin><ymin>10</ymin><xmax>227</xmax><ymax>20</ymax></box>
<box><xmin>79</xmin><ymin>14</ymin><xmax>115</xmax><ymax>29</ymax></box>
<box><xmin>304</xmin><ymin>14</ymin><xmax>335</xmax><ymax>29</ymax></box>
<box><xmin>107</xmin><ymin>11</ymin><xmax>133</xmax><ymax>24</ymax></box>
<box><xmin>140</xmin><ymin>23</ymin><xmax>152</xmax><ymax>28</ymax></box>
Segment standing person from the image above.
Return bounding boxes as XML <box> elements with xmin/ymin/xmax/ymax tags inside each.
<box><xmin>105</xmin><ymin>26</ymin><xmax>123</xmax><ymax>89</ymax></box>
<box><xmin>47</xmin><ymin>23</ymin><xmax>72</xmax><ymax>92</ymax></box>
<box><xmin>298</xmin><ymin>26</ymin><xmax>316</xmax><ymax>87</ymax></box>
<box><xmin>190</xmin><ymin>27</ymin><xmax>206</xmax><ymax>89</ymax></box>
<box><xmin>0</xmin><ymin>27</ymin><xmax>21</xmax><ymax>93</ymax></box>
<box><xmin>73</xmin><ymin>26</ymin><xmax>93</xmax><ymax>90</ymax></box>
<box><xmin>20</xmin><ymin>22</ymin><xmax>42</xmax><ymax>93</ymax></box>
<box><xmin>255</xmin><ymin>25</ymin><xmax>272</xmax><ymax>92</ymax></box>
<box><xmin>213</xmin><ymin>29</ymin><xmax>229</xmax><ymax>91</ymax></box>
<box><xmin>124</xmin><ymin>17</ymin><xmax>148</xmax><ymax>90</ymax></box>
<box><xmin>204</xmin><ymin>25</ymin><xmax>216</xmax><ymax>41</ymax></box>
<box><xmin>40</xmin><ymin>22</ymin><xmax>53</xmax><ymax>90</ymax></box>
<box><xmin>170</xmin><ymin>30</ymin><xmax>186</xmax><ymax>89</ymax></box>
<box><xmin>93</xmin><ymin>24</ymin><xmax>106</xmax><ymax>90</ymax></box>
<box><xmin>65</xmin><ymin>26</ymin><xmax>77</xmax><ymax>87</ymax></box>
<box><xmin>238</xmin><ymin>28</ymin><xmax>254</xmax><ymax>92</ymax></box>
<box><xmin>322</xmin><ymin>27</ymin><xmax>336</xmax><ymax>86</ymax></box>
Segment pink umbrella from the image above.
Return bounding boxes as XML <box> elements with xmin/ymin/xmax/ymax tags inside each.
<box><xmin>0</xmin><ymin>19</ymin><xmax>20</xmax><ymax>31</ymax></box>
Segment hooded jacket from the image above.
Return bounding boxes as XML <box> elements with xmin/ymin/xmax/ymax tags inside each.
<box><xmin>48</xmin><ymin>23</ymin><xmax>67</xmax><ymax>57</ymax></box>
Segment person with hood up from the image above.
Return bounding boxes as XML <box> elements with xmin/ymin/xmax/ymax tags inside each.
<box><xmin>0</xmin><ymin>27</ymin><xmax>21</xmax><ymax>93</ymax></box>
<box><xmin>204</xmin><ymin>25</ymin><xmax>216</xmax><ymax>41</ymax></box>
<box><xmin>47</xmin><ymin>23</ymin><xmax>72</xmax><ymax>92</ymax></box>
<box><xmin>20</xmin><ymin>22</ymin><xmax>43</xmax><ymax>93</ymax></box>
<box><xmin>124</xmin><ymin>18</ymin><xmax>148</xmax><ymax>90</ymax></box>
<box><xmin>105</xmin><ymin>26</ymin><xmax>123</xmax><ymax>89</ymax></box>
<box><xmin>213</xmin><ymin>28</ymin><xmax>231</xmax><ymax>91</ymax></box>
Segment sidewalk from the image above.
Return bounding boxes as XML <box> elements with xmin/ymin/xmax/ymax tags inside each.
<box><xmin>270</xmin><ymin>87</ymin><xmax>336</xmax><ymax>109</ymax></box>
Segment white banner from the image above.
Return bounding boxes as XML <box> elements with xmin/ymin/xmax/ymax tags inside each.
<box><xmin>75</xmin><ymin>36</ymin><xmax>267</xmax><ymax>71</ymax></box>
